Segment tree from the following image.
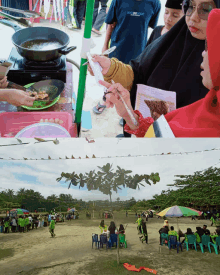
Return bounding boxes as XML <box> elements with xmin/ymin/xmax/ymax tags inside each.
<box><xmin>57</xmin><ymin>163</ymin><xmax>160</xmax><ymax>209</ymax></box>
<box><xmin>57</xmin><ymin>163</ymin><xmax>160</xmax><ymax>265</ymax></box>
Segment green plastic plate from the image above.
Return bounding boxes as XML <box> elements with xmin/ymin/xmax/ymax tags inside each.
<box><xmin>22</xmin><ymin>82</ymin><xmax>60</xmax><ymax>111</ymax></box>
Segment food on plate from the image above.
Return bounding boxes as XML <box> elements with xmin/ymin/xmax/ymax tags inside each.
<box><xmin>39</xmin><ymin>118</ymin><xmax>64</xmax><ymax>125</ymax></box>
<box><xmin>28</xmin><ymin>90</ymin><xmax>49</xmax><ymax>100</ymax></box>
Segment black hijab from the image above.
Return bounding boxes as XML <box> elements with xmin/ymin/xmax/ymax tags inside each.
<box><xmin>125</xmin><ymin>0</ymin><xmax>220</xmax><ymax>136</ymax></box>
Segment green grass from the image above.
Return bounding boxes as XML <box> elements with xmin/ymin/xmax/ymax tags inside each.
<box><xmin>80</xmin><ymin>255</ymin><xmax>154</xmax><ymax>275</ymax></box>
<box><xmin>0</xmin><ymin>248</ymin><xmax>14</xmax><ymax>260</ymax></box>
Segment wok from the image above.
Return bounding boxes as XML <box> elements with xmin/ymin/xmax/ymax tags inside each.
<box><xmin>0</xmin><ymin>19</ymin><xmax>76</xmax><ymax>62</ymax></box>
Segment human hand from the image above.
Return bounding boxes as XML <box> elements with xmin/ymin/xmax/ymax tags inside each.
<box><xmin>99</xmin><ymin>80</ymin><xmax>134</xmax><ymax>119</ymax></box>
<box><xmin>87</xmin><ymin>55</ymin><xmax>111</xmax><ymax>76</ymax></box>
<box><xmin>153</xmin><ymin>112</ymin><xmax>161</xmax><ymax>120</ymax></box>
<box><xmin>0</xmin><ymin>76</ymin><xmax>8</xmax><ymax>88</ymax></box>
<box><xmin>102</xmin><ymin>45</ymin><xmax>109</xmax><ymax>54</ymax></box>
<box><xmin>5</xmin><ymin>89</ymin><xmax>36</xmax><ymax>107</ymax></box>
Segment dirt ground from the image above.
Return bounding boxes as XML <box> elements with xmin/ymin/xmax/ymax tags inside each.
<box><xmin>1</xmin><ymin>215</ymin><xmax>220</xmax><ymax>275</ymax></box>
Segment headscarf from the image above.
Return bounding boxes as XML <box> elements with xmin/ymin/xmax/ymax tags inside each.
<box><xmin>126</xmin><ymin>0</ymin><xmax>220</xmax><ymax>137</ymax></box>
<box><xmin>164</xmin><ymin>9</ymin><xmax>220</xmax><ymax>137</ymax></box>
<box><xmin>166</xmin><ymin>0</ymin><xmax>182</xmax><ymax>9</ymax></box>
<box><xmin>196</xmin><ymin>227</ymin><xmax>204</xmax><ymax>237</ymax></box>
<box><xmin>186</xmin><ymin>228</ymin><xmax>193</xmax><ymax>235</ymax></box>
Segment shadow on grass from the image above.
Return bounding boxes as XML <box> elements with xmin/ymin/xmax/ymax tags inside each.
<box><xmin>0</xmin><ymin>248</ymin><xmax>14</xmax><ymax>260</ymax></box>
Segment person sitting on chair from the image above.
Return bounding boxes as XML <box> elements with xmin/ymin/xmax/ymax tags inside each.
<box><xmin>181</xmin><ymin>227</ymin><xmax>194</xmax><ymax>245</ymax></box>
<box><xmin>108</xmin><ymin>221</ymin><xmax>116</xmax><ymax>235</ymax></box>
<box><xmin>210</xmin><ymin>228</ymin><xmax>220</xmax><ymax>244</ymax></box>
<box><xmin>159</xmin><ymin>225</ymin><xmax>169</xmax><ymax>244</ymax></box>
<box><xmin>99</xmin><ymin>220</ymin><xmax>108</xmax><ymax>234</ymax></box>
<box><xmin>194</xmin><ymin>227</ymin><xmax>204</xmax><ymax>243</ymax></box>
<box><xmin>168</xmin><ymin>226</ymin><xmax>179</xmax><ymax>241</ymax></box>
<box><xmin>202</xmin><ymin>224</ymin><xmax>210</xmax><ymax>235</ymax></box>
<box><xmin>118</xmin><ymin>224</ymin><xmax>125</xmax><ymax>234</ymax></box>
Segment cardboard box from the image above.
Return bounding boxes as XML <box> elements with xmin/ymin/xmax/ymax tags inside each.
<box><xmin>0</xmin><ymin>61</ymin><xmax>12</xmax><ymax>80</ymax></box>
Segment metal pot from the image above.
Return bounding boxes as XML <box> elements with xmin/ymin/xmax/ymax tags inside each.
<box><xmin>0</xmin><ymin>19</ymin><xmax>76</xmax><ymax>62</ymax></box>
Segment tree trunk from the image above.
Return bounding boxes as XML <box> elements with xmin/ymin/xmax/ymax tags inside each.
<box><xmin>110</xmin><ymin>201</ymin><xmax>120</xmax><ymax>266</ymax></box>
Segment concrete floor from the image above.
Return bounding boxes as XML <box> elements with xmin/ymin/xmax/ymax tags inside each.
<box><xmin>0</xmin><ymin>20</ymin><xmax>122</xmax><ymax>138</ymax></box>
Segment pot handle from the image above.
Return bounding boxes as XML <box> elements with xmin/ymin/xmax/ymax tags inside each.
<box><xmin>0</xmin><ymin>19</ymin><xmax>22</xmax><ymax>31</ymax></box>
<box><xmin>58</xmin><ymin>46</ymin><xmax>77</xmax><ymax>55</ymax></box>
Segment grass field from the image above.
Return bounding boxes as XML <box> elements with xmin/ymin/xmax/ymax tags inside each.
<box><xmin>0</xmin><ymin>211</ymin><xmax>220</xmax><ymax>275</ymax></box>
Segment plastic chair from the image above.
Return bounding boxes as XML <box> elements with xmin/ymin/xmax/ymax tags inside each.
<box><xmin>208</xmin><ymin>236</ymin><xmax>220</xmax><ymax>254</ymax></box>
<box><xmin>160</xmin><ymin>233</ymin><xmax>168</xmax><ymax>246</ymax></box>
<box><xmin>168</xmin><ymin>235</ymin><xmax>183</xmax><ymax>253</ymax></box>
<box><xmin>92</xmin><ymin>233</ymin><xmax>100</xmax><ymax>249</ymax></box>
<box><xmin>119</xmin><ymin>234</ymin><xmax>127</xmax><ymax>248</ymax></box>
<box><xmin>99</xmin><ymin>234</ymin><xmax>109</xmax><ymax>249</ymax></box>
<box><xmin>185</xmin><ymin>235</ymin><xmax>197</xmax><ymax>251</ymax></box>
<box><xmin>198</xmin><ymin>235</ymin><xmax>211</xmax><ymax>253</ymax></box>
<box><xmin>109</xmin><ymin>234</ymin><xmax>118</xmax><ymax>248</ymax></box>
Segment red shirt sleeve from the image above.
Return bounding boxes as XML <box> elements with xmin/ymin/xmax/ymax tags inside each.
<box><xmin>124</xmin><ymin>110</ymin><xmax>154</xmax><ymax>137</ymax></box>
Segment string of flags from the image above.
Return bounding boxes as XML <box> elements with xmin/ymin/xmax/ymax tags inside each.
<box><xmin>0</xmin><ymin>147</ymin><xmax>220</xmax><ymax>161</ymax></box>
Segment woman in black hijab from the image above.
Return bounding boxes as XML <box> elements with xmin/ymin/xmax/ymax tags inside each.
<box><xmin>146</xmin><ymin>0</ymin><xmax>184</xmax><ymax>47</ymax></box>
<box><xmin>89</xmin><ymin>0</ymin><xmax>219</xmax><ymax>137</ymax></box>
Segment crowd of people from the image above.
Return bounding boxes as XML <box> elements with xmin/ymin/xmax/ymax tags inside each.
<box><xmin>98</xmin><ymin>219</ymin><xmax>126</xmax><ymax>247</ymax></box>
<box><xmin>159</xmin><ymin>220</ymin><xmax>220</xmax><ymax>247</ymax></box>
<box><xmin>0</xmin><ymin>211</ymin><xmax>65</xmax><ymax>237</ymax></box>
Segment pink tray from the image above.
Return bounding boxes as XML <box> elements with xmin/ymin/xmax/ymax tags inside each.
<box><xmin>0</xmin><ymin>112</ymin><xmax>77</xmax><ymax>138</ymax></box>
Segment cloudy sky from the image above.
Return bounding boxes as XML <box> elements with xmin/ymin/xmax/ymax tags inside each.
<box><xmin>0</xmin><ymin>138</ymin><xmax>220</xmax><ymax>202</ymax></box>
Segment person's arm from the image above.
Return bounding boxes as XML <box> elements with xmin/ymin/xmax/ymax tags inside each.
<box><xmin>102</xmin><ymin>23</ymin><xmax>116</xmax><ymax>53</ymax></box>
<box><xmin>0</xmin><ymin>89</ymin><xmax>36</xmax><ymax>106</ymax></box>
<box><xmin>104</xmin><ymin>58</ymin><xmax>134</xmax><ymax>91</ymax></box>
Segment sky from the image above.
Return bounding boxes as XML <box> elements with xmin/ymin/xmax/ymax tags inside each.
<box><xmin>0</xmin><ymin>138</ymin><xmax>220</xmax><ymax>202</ymax></box>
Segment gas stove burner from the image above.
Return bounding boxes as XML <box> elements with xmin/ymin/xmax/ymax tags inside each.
<box><xmin>23</xmin><ymin>58</ymin><xmax>62</xmax><ymax>70</ymax></box>
<box><xmin>7</xmin><ymin>48</ymin><xmax>67</xmax><ymax>85</ymax></box>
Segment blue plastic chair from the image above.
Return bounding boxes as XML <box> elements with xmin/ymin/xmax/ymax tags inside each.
<box><xmin>208</xmin><ymin>236</ymin><xmax>220</xmax><ymax>254</ymax></box>
<box><xmin>109</xmin><ymin>234</ymin><xmax>118</xmax><ymax>248</ymax></box>
<box><xmin>198</xmin><ymin>235</ymin><xmax>211</xmax><ymax>253</ymax></box>
<box><xmin>99</xmin><ymin>234</ymin><xmax>109</xmax><ymax>249</ymax></box>
<box><xmin>168</xmin><ymin>235</ymin><xmax>183</xmax><ymax>253</ymax></box>
<box><xmin>184</xmin><ymin>235</ymin><xmax>197</xmax><ymax>251</ymax></box>
<box><xmin>160</xmin><ymin>233</ymin><xmax>168</xmax><ymax>246</ymax></box>
<box><xmin>92</xmin><ymin>233</ymin><xmax>100</xmax><ymax>249</ymax></box>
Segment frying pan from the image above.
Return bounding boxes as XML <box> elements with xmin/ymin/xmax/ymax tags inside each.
<box><xmin>0</xmin><ymin>19</ymin><xmax>76</xmax><ymax>62</ymax></box>
<box><xmin>8</xmin><ymin>79</ymin><xmax>65</xmax><ymax>101</ymax></box>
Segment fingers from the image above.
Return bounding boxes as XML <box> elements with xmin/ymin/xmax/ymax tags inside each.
<box><xmin>0</xmin><ymin>76</ymin><xmax>7</xmax><ymax>83</ymax></box>
<box><xmin>87</xmin><ymin>64</ymin><xmax>94</xmax><ymax>76</ymax></box>
<box><xmin>99</xmin><ymin>80</ymin><xmax>111</xmax><ymax>89</ymax></box>
<box><xmin>153</xmin><ymin>112</ymin><xmax>161</xmax><ymax>120</ymax></box>
<box><xmin>91</xmin><ymin>54</ymin><xmax>106</xmax><ymax>63</ymax></box>
<box><xmin>0</xmin><ymin>76</ymin><xmax>8</xmax><ymax>88</ymax></box>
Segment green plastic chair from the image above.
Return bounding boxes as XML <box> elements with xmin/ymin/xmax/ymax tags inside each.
<box><xmin>185</xmin><ymin>235</ymin><xmax>197</xmax><ymax>251</ymax></box>
<box><xmin>119</xmin><ymin>234</ymin><xmax>127</xmax><ymax>248</ymax></box>
<box><xmin>160</xmin><ymin>233</ymin><xmax>168</xmax><ymax>246</ymax></box>
<box><xmin>208</xmin><ymin>236</ymin><xmax>220</xmax><ymax>254</ymax></box>
<box><xmin>198</xmin><ymin>235</ymin><xmax>211</xmax><ymax>253</ymax></box>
